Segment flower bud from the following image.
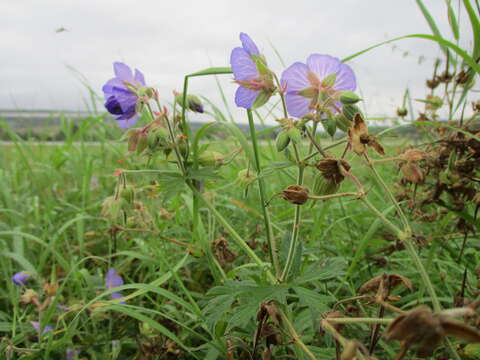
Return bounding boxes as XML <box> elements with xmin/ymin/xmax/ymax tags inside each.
<box><xmin>425</xmin><ymin>95</ymin><xmax>443</xmax><ymax>111</ymax></box>
<box><xmin>342</xmin><ymin>104</ymin><xmax>363</xmax><ymax>121</ymax></box>
<box><xmin>275</xmin><ymin>130</ymin><xmax>290</xmax><ymax>152</ymax></box>
<box><xmin>286</xmin><ymin>127</ymin><xmax>302</xmax><ymax>144</ymax></box>
<box><xmin>236</xmin><ymin>169</ymin><xmax>256</xmax><ymax>187</ymax></box>
<box><xmin>147</xmin><ymin>126</ymin><xmax>169</xmax><ymax>150</ymax></box>
<box><xmin>120</xmin><ymin>185</ymin><xmax>135</xmax><ymax>203</ymax></box>
<box><xmin>426</xmin><ymin>79</ymin><xmax>440</xmax><ymax>89</ymax></box>
<box><xmin>339</xmin><ymin>91</ymin><xmax>361</xmax><ymax>105</ymax></box>
<box><xmin>198</xmin><ymin>151</ymin><xmax>224</xmax><ymax>167</ymax></box>
<box><xmin>396</xmin><ymin>107</ymin><xmax>408</xmax><ymax>117</ymax></box>
<box><xmin>321</xmin><ymin>116</ymin><xmax>336</xmax><ymax>137</ymax></box>
<box><xmin>102</xmin><ymin>196</ymin><xmax>126</xmax><ymax>218</ymax></box>
<box><xmin>335</xmin><ymin>113</ymin><xmax>352</xmax><ymax>132</ymax></box>
<box><xmin>282</xmin><ymin>185</ymin><xmax>309</xmax><ymax>205</ymax></box>
<box><xmin>175</xmin><ymin>93</ymin><xmax>204</xmax><ymax>113</ymax></box>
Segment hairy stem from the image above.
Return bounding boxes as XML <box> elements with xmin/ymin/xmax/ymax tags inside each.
<box><xmin>246</xmin><ymin>109</ymin><xmax>280</xmax><ymax>276</ymax></box>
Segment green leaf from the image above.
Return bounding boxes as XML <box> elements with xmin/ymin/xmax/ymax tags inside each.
<box><xmin>446</xmin><ymin>0</ymin><xmax>460</xmax><ymax>41</ymax></box>
<box><xmin>293</xmin><ymin>287</ymin><xmax>333</xmax><ymax>313</ymax></box>
<box><xmin>416</xmin><ymin>0</ymin><xmax>453</xmax><ymax>60</ymax></box>
<box><xmin>294</xmin><ymin>257</ymin><xmax>347</xmax><ymax>284</ymax></box>
<box><xmin>187</xmin><ymin>67</ymin><xmax>232</xmax><ymax>77</ymax></box>
<box><xmin>463</xmin><ymin>0</ymin><xmax>480</xmax><ymax>60</ymax></box>
<box><xmin>343</xmin><ymin>33</ymin><xmax>479</xmax><ymax>75</ymax></box>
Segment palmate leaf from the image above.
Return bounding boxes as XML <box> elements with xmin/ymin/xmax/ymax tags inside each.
<box><xmin>204</xmin><ymin>280</ymin><xmax>290</xmax><ymax>332</ymax></box>
<box><xmin>294</xmin><ymin>257</ymin><xmax>347</xmax><ymax>285</ymax></box>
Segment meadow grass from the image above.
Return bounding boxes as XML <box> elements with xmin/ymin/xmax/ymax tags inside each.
<box><xmin>0</xmin><ymin>115</ymin><xmax>477</xmax><ymax>359</ymax></box>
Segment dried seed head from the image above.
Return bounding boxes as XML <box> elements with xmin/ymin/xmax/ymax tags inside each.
<box><xmin>282</xmin><ymin>185</ymin><xmax>309</xmax><ymax>205</ymax></box>
<box><xmin>426</xmin><ymin>78</ymin><xmax>440</xmax><ymax>89</ymax></box>
<box><xmin>396</xmin><ymin>107</ymin><xmax>408</xmax><ymax>117</ymax></box>
<box><xmin>316</xmin><ymin>158</ymin><xmax>351</xmax><ymax>184</ymax></box>
<box><xmin>385</xmin><ymin>306</ymin><xmax>480</xmax><ymax>359</ymax></box>
<box><xmin>347</xmin><ymin>114</ymin><xmax>385</xmax><ymax>156</ymax></box>
<box><xmin>20</xmin><ymin>289</ymin><xmax>39</xmax><ymax>304</ymax></box>
<box><xmin>212</xmin><ymin>237</ymin><xmax>236</xmax><ymax>265</ymax></box>
<box><xmin>400</xmin><ymin>162</ymin><xmax>424</xmax><ymax>184</ymax></box>
<box><xmin>43</xmin><ymin>282</ymin><xmax>58</xmax><ymax>297</ymax></box>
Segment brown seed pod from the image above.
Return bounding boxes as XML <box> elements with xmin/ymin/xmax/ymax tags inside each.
<box><xmin>282</xmin><ymin>185</ymin><xmax>309</xmax><ymax>205</ymax></box>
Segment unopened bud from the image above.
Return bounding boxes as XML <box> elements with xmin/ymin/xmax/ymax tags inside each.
<box><xmin>426</xmin><ymin>79</ymin><xmax>440</xmax><ymax>89</ymax></box>
<box><xmin>322</xmin><ymin>116</ymin><xmax>336</xmax><ymax>137</ymax></box>
<box><xmin>275</xmin><ymin>130</ymin><xmax>291</xmax><ymax>152</ymax></box>
<box><xmin>282</xmin><ymin>185</ymin><xmax>309</xmax><ymax>205</ymax></box>
<box><xmin>175</xmin><ymin>93</ymin><xmax>204</xmax><ymax>113</ymax></box>
<box><xmin>102</xmin><ymin>196</ymin><xmax>126</xmax><ymax>218</ymax></box>
<box><xmin>120</xmin><ymin>185</ymin><xmax>135</xmax><ymax>203</ymax></box>
<box><xmin>339</xmin><ymin>91</ymin><xmax>361</xmax><ymax>105</ymax></box>
<box><xmin>335</xmin><ymin>113</ymin><xmax>352</xmax><ymax>132</ymax></box>
<box><xmin>396</xmin><ymin>107</ymin><xmax>408</xmax><ymax>117</ymax></box>
<box><xmin>342</xmin><ymin>104</ymin><xmax>362</xmax><ymax>121</ymax></box>
<box><xmin>286</xmin><ymin>127</ymin><xmax>302</xmax><ymax>144</ymax></box>
<box><xmin>237</xmin><ymin>169</ymin><xmax>256</xmax><ymax>187</ymax></box>
<box><xmin>198</xmin><ymin>151</ymin><xmax>224</xmax><ymax>167</ymax></box>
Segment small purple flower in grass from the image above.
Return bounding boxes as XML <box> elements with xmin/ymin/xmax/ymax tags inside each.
<box><xmin>230</xmin><ymin>33</ymin><xmax>275</xmax><ymax>109</ymax></box>
<box><xmin>102</xmin><ymin>62</ymin><xmax>146</xmax><ymax>128</ymax></box>
<box><xmin>66</xmin><ymin>348</ymin><xmax>80</xmax><ymax>360</ymax></box>
<box><xmin>12</xmin><ymin>272</ymin><xmax>30</xmax><ymax>286</ymax></box>
<box><xmin>31</xmin><ymin>321</ymin><xmax>53</xmax><ymax>335</ymax></box>
<box><xmin>105</xmin><ymin>268</ymin><xmax>125</xmax><ymax>303</ymax></box>
<box><xmin>281</xmin><ymin>54</ymin><xmax>356</xmax><ymax>118</ymax></box>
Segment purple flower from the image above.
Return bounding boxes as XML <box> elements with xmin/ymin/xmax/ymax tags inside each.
<box><xmin>66</xmin><ymin>348</ymin><xmax>80</xmax><ymax>360</ymax></box>
<box><xmin>230</xmin><ymin>33</ymin><xmax>275</xmax><ymax>109</ymax></box>
<box><xmin>281</xmin><ymin>54</ymin><xmax>356</xmax><ymax>118</ymax></box>
<box><xmin>12</xmin><ymin>272</ymin><xmax>30</xmax><ymax>286</ymax></box>
<box><xmin>105</xmin><ymin>268</ymin><xmax>125</xmax><ymax>303</ymax></box>
<box><xmin>31</xmin><ymin>321</ymin><xmax>53</xmax><ymax>334</ymax></box>
<box><xmin>102</xmin><ymin>62</ymin><xmax>146</xmax><ymax>128</ymax></box>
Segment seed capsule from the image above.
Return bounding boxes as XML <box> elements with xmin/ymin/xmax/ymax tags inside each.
<box><xmin>339</xmin><ymin>91</ymin><xmax>362</xmax><ymax>105</ymax></box>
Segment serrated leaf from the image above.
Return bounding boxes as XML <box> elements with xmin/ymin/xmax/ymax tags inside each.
<box><xmin>294</xmin><ymin>257</ymin><xmax>347</xmax><ymax>284</ymax></box>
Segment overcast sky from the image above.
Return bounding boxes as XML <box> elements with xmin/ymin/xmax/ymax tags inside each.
<box><xmin>1</xmin><ymin>0</ymin><xmax>475</xmax><ymax>121</ymax></box>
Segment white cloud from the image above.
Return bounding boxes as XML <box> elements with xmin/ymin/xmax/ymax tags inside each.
<box><xmin>0</xmin><ymin>0</ymin><xmax>475</xmax><ymax>121</ymax></box>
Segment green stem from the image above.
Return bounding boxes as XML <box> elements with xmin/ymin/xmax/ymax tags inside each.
<box><xmin>281</xmin><ymin>144</ymin><xmax>304</xmax><ymax>282</ymax></box>
<box><xmin>147</xmin><ymin>101</ymin><xmax>186</xmax><ymax>176</ymax></box>
<box><xmin>191</xmin><ymin>185</ymin><xmax>277</xmax><ymax>284</ymax></box>
<box><xmin>326</xmin><ymin>317</ymin><xmax>393</xmax><ymax>325</ymax></box>
<box><xmin>359</xmin><ymin>197</ymin><xmax>403</xmax><ymax>236</ymax></box>
<box><xmin>365</xmin><ymin>154</ymin><xmax>410</xmax><ymax>231</ymax></box>
<box><xmin>246</xmin><ymin>109</ymin><xmax>280</xmax><ymax>276</ymax></box>
<box><xmin>280</xmin><ymin>309</ymin><xmax>318</xmax><ymax>360</ymax></box>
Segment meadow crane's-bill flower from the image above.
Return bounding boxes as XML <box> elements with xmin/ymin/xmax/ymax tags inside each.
<box><xmin>230</xmin><ymin>33</ymin><xmax>275</xmax><ymax>109</ymax></box>
<box><xmin>31</xmin><ymin>321</ymin><xmax>53</xmax><ymax>334</ymax></box>
<box><xmin>281</xmin><ymin>54</ymin><xmax>356</xmax><ymax>118</ymax></box>
<box><xmin>102</xmin><ymin>62</ymin><xmax>146</xmax><ymax>128</ymax></box>
<box><xmin>105</xmin><ymin>268</ymin><xmax>125</xmax><ymax>303</ymax></box>
<box><xmin>12</xmin><ymin>271</ymin><xmax>30</xmax><ymax>286</ymax></box>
